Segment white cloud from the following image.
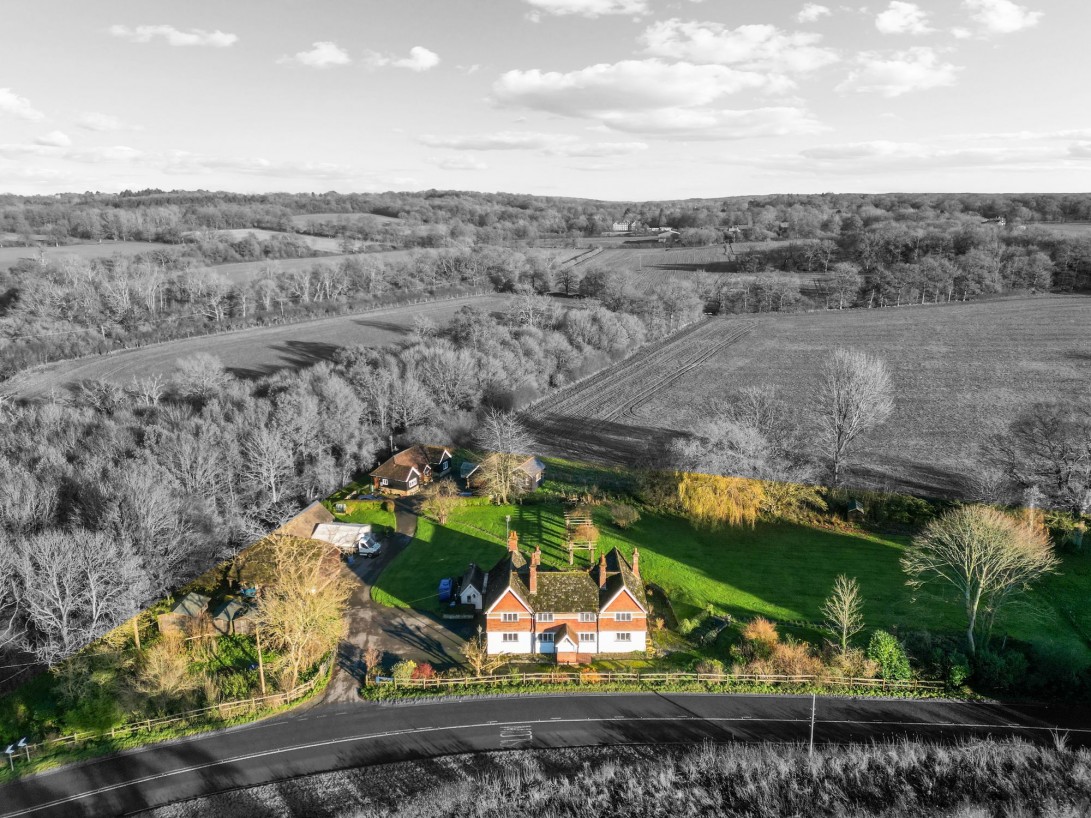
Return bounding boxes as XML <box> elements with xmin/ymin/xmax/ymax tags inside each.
<box><xmin>951</xmin><ymin>26</ymin><xmax>973</xmax><ymax>38</ymax></box>
<box><xmin>161</xmin><ymin>152</ymin><xmax>362</xmax><ymax>180</ymax></box>
<box><xmin>420</xmin><ymin>131</ymin><xmax>567</xmax><ymax>150</ymax></box>
<box><xmin>279</xmin><ymin>41</ymin><xmax>351</xmax><ymax>68</ymax></box>
<box><xmin>0</xmin><ymin>88</ymin><xmax>44</xmax><ymax>121</ymax></box>
<box><xmin>797</xmin><ymin>3</ymin><xmax>832</xmax><ymax>22</ymax></box>
<box><xmin>963</xmin><ymin>0</ymin><xmax>1042</xmax><ymax>33</ymax></box>
<box><xmin>419</xmin><ymin>131</ymin><xmax>648</xmax><ymax>156</ymax></box>
<box><xmin>793</xmin><ymin>139</ymin><xmax>1082</xmax><ymax>173</ymax></box>
<box><xmin>429</xmin><ymin>155</ymin><xmax>489</xmax><ymax>170</ymax></box>
<box><xmin>494</xmin><ymin>59</ymin><xmax>793</xmax><ymax>119</ymax></box>
<box><xmin>875</xmin><ymin>2</ymin><xmax>933</xmax><ymax>34</ymax></box>
<box><xmin>366</xmin><ymin>46</ymin><xmax>440</xmax><ymax>71</ymax></box>
<box><xmin>108</xmin><ymin>24</ymin><xmax>237</xmax><ymax>47</ymax></box>
<box><xmin>639</xmin><ymin>19</ymin><xmax>839</xmax><ymax>74</ymax></box>
<box><xmin>522</xmin><ymin>0</ymin><xmax>649</xmax><ymax>18</ymax></box>
<box><xmin>65</xmin><ymin>146</ymin><xmax>143</xmax><ymax>164</ymax></box>
<box><xmin>596</xmin><ymin>106</ymin><xmax>827</xmax><ymax>139</ymax></box>
<box><xmin>77</xmin><ymin>112</ymin><xmax>130</xmax><ymax>132</ymax></box>
<box><xmin>837</xmin><ymin>47</ymin><xmax>959</xmax><ymax>96</ymax></box>
<box><xmin>35</xmin><ymin>131</ymin><xmax>71</xmax><ymax>147</ymax></box>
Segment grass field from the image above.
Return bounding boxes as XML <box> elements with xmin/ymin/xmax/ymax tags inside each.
<box><xmin>370</xmin><ymin>491</ymin><xmax>1091</xmax><ymax>662</ymax></box>
<box><xmin>202</xmin><ymin>228</ymin><xmax>345</xmax><ymax>254</ymax></box>
<box><xmin>0</xmin><ymin>240</ymin><xmax>170</xmax><ymax>269</ymax></box>
<box><xmin>289</xmin><ymin>212</ymin><xmax>403</xmax><ymax>229</ymax></box>
<box><xmin>1032</xmin><ymin>222</ymin><xmax>1091</xmax><ymax>237</ymax></box>
<box><xmin>529</xmin><ymin>295</ymin><xmax>1091</xmax><ymax>497</ymax></box>
<box><xmin>5</xmin><ymin>293</ymin><xmax>513</xmax><ymax>398</ymax></box>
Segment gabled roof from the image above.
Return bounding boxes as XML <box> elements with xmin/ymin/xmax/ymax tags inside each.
<box><xmin>461</xmin><ymin>562</ymin><xmax>485</xmax><ymax>593</ymax></box>
<box><xmin>171</xmin><ymin>592</ymin><xmax>210</xmax><ymax>618</ymax></box>
<box><xmin>371</xmin><ymin>444</ymin><xmax>452</xmax><ymax>483</ymax></box>
<box><xmin>421</xmin><ymin>445</ymin><xmax>452</xmax><ymax>464</ymax></box>
<box><xmin>556</xmin><ymin>623</ymin><xmax>579</xmax><ymax>649</ymax></box>
<box><xmin>211</xmin><ymin>598</ymin><xmax>253</xmax><ymax>622</ymax></box>
<box><xmin>483</xmin><ymin>552</ymin><xmax>530</xmax><ymax>612</ymax></box>
<box><xmin>517</xmin><ymin>457</ymin><xmax>546</xmax><ymax>477</ymax></box>
<box><xmin>597</xmin><ymin>548</ymin><xmax>648</xmax><ymax>612</ymax></box>
<box><xmin>460</xmin><ymin>460</ymin><xmax>480</xmax><ymax>479</ymax></box>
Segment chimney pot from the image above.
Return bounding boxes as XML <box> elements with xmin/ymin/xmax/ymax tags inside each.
<box><xmin>529</xmin><ymin>562</ymin><xmax>538</xmax><ymax>595</ymax></box>
<box><xmin>632</xmin><ymin>548</ymin><xmax>640</xmax><ymax>578</ymax></box>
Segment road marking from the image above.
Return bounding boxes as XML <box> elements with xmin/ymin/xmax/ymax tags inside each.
<box><xmin>499</xmin><ymin>724</ymin><xmax>533</xmax><ymax>748</ymax></box>
<box><xmin>5</xmin><ymin>713</ymin><xmax>1090</xmax><ymax>817</ymax></box>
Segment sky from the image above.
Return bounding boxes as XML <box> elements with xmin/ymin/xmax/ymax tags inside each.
<box><xmin>0</xmin><ymin>0</ymin><xmax>1087</xmax><ymax>199</ymax></box>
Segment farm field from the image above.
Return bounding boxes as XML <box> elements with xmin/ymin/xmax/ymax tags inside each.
<box><xmin>209</xmin><ymin>250</ymin><xmax>418</xmax><ymax>285</ymax></box>
<box><xmin>0</xmin><ymin>240</ymin><xmax>169</xmax><ymax>269</ymax></box>
<box><xmin>527</xmin><ymin>295</ymin><xmax>1091</xmax><ymax>497</ymax></box>
<box><xmin>191</xmin><ymin>228</ymin><xmax>345</xmax><ymax>254</ymax></box>
<box><xmin>289</xmin><ymin>211</ymin><xmax>403</xmax><ymax>229</ymax></box>
<box><xmin>1033</xmin><ymin>222</ymin><xmax>1091</xmax><ymax>237</ymax></box>
<box><xmin>586</xmin><ymin>242</ymin><xmax>797</xmax><ymax>290</ymax></box>
<box><xmin>371</xmin><ymin>492</ymin><xmax>1091</xmax><ymax>661</ymax></box>
<box><xmin>4</xmin><ymin>293</ymin><xmax>514</xmax><ymax>399</ymax></box>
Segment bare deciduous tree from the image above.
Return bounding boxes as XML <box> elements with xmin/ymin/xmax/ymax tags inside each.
<box><xmin>461</xmin><ymin>626</ymin><xmax>504</xmax><ymax>676</ymax></box>
<box><xmin>821</xmin><ymin>575</ymin><xmax>864</xmax><ymax>654</ymax></box>
<box><xmin>809</xmin><ymin>348</ymin><xmax>894</xmax><ymax>486</ymax></box>
<box><xmin>421</xmin><ymin>478</ymin><xmax>460</xmax><ymax>525</ymax></box>
<box><xmin>901</xmin><ymin>505</ymin><xmax>1059</xmax><ymax>656</ymax></box>
<box><xmin>473</xmin><ymin>409</ymin><xmax>535</xmax><ymax>505</ymax></box>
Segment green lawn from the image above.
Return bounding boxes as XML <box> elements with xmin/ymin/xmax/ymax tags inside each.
<box><xmin>371</xmin><ymin>499</ymin><xmax>1091</xmax><ymax>663</ymax></box>
<box><xmin>327</xmin><ymin>499</ymin><xmax>396</xmax><ymax>537</ymax></box>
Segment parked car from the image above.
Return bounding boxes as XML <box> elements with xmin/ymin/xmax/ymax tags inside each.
<box><xmin>356</xmin><ymin>533</ymin><xmax>382</xmax><ymax>558</ymax></box>
<box><xmin>438</xmin><ymin>577</ymin><xmax>453</xmax><ymax>603</ymax></box>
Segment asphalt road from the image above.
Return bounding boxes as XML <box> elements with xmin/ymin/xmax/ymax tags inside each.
<box><xmin>3</xmin><ymin>693</ymin><xmax>1091</xmax><ymax>817</ymax></box>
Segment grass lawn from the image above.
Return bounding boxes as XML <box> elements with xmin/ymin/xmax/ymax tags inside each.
<box><xmin>327</xmin><ymin>498</ymin><xmax>396</xmax><ymax>537</ymax></box>
<box><xmin>371</xmin><ymin>498</ymin><xmax>1091</xmax><ymax>664</ymax></box>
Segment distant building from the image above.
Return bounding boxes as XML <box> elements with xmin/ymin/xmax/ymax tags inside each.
<box><xmin>369</xmin><ymin>444</ymin><xmax>453</xmax><ymax>495</ymax></box>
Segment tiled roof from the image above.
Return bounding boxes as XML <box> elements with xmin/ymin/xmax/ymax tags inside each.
<box><xmin>483</xmin><ymin>552</ymin><xmax>530</xmax><ymax>611</ymax></box>
<box><xmin>371</xmin><ymin>444</ymin><xmax>452</xmax><ymax>482</ymax></box>
<box><xmin>517</xmin><ymin>457</ymin><xmax>546</xmax><ymax>477</ymax></box>
<box><xmin>462</xmin><ymin>562</ymin><xmax>485</xmax><ymax>592</ymax></box>
<box><xmin>531</xmin><ymin>571</ymin><xmax>600</xmax><ymax>613</ymax></box>
<box><xmin>598</xmin><ymin>549</ymin><xmax>648</xmax><ymax>611</ymax></box>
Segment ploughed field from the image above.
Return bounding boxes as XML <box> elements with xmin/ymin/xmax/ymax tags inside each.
<box><xmin>0</xmin><ymin>240</ymin><xmax>170</xmax><ymax>268</ymax></box>
<box><xmin>5</xmin><ymin>294</ymin><xmax>514</xmax><ymax>399</ymax></box>
<box><xmin>525</xmin><ymin>295</ymin><xmax>1091</xmax><ymax>497</ymax></box>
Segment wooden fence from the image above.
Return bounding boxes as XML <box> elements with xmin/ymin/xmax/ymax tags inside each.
<box><xmin>26</xmin><ymin>662</ymin><xmax>330</xmax><ymax>754</ymax></box>
<box><xmin>376</xmin><ymin>670</ymin><xmax>945</xmax><ymax>692</ymax></box>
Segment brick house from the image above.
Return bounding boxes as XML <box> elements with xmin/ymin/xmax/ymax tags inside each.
<box><xmin>473</xmin><ymin>532</ymin><xmax>647</xmax><ymax>662</ymax></box>
<box><xmin>369</xmin><ymin>445</ymin><xmax>452</xmax><ymax>495</ymax></box>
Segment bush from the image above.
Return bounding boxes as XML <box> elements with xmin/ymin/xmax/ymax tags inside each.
<box><xmin>391</xmin><ymin>660</ymin><xmax>418</xmax><ymax>682</ymax></box>
<box><xmin>381</xmin><ymin>500</ymin><xmax>394</xmax><ymax>513</ymax></box>
<box><xmin>218</xmin><ymin>672</ymin><xmax>251</xmax><ymax>701</ymax></box>
<box><xmin>696</xmin><ymin>659</ymin><xmax>725</xmax><ymax>676</ymax></box>
<box><xmin>973</xmin><ymin>649</ymin><xmax>1028</xmax><ymax>693</ymax></box>
<box><xmin>947</xmin><ymin>654</ymin><xmax>971</xmax><ymax>688</ymax></box>
<box><xmin>678</xmin><ymin>618</ymin><xmax>697</xmax><ymax>636</ymax></box>
<box><xmin>411</xmin><ymin>662</ymin><xmax>436</xmax><ymax>680</ymax></box>
<box><xmin>607</xmin><ymin>502</ymin><xmax>641</xmax><ymax>529</ymax></box>
<box><xmin>867</xmin><ymin>630</ymin><xmax>912</xmax><ymax>681</ymax></box>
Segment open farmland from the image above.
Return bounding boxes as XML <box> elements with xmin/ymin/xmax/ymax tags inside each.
<box><xmin>527</xmin><ymin>295</ymin><xmax>1091</xmax><ymax>497</ymax></box>
<box><xmin>586</xmin><ymin>242</ymin><xmax>796</xmax><ymax>290</ymax></box>
<box><xmin>289</xmin><ymin>211</ymin><xmax>403</xmax><ymax>229</ymax></box>
<box><xmin>525</xmin><ymin>318</ymin><xmax>755</xmax><ymax>466</ymax></box>
<box><xmin>5</xmin><ymin>294</ymin><xmax>513</xmax><ymax>399</ymax></box>
<box><xmin>1034</xmin><ymin>222</ymin><xmax>1091</xmax><ymax>237</ymax></box>
<box><xmin>209</xmin><ymin>250</ymin><xmax>419</xmax><ymax>285</ymax></box>
<box><xmin>193</xmin><ymin>228</ymin><xmax>346</xmax><ymax>254</ymax></box>
<box><xmin>0</xmin><ymin>240</ymin><xmax>169</xmax><ymax>269</ymax></box>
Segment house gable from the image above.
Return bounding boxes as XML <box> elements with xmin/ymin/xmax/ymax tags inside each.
<box><xmin>486</xmin><ymin>587</ymin><xmax>531</xmax><ymax>614</ymax></box>
<box><xmin>600</xmin><ymin>585</ymin><xmax>647</xmax><ymax>614</ymax></box>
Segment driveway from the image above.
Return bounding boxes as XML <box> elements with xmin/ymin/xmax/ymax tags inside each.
<box><xmin>321</xmin><ymin>499</ymin><xmax>471</xmax><ymax>703</ymax></box>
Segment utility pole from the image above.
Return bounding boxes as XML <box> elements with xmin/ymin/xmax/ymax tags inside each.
<box><xmin>256</xmin><ymin>585</ymin><xmax>267</xmax><ymax>696</ymax></box>
<box><xmin>132</xmin><ymin>614</ymin><xmax>141</xmax><ymax>652</ymax></box>
<box><xmin>809</xmin><ymin>693</ymin><xmax>817</xmax><ymax>756</ymax></box>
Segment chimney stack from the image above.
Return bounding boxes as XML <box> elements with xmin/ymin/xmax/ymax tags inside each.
<box><xmin>533</xmin><ymin>545</ymin><xmax>541</xmax><ymax>566</ymax></box>
<box><xmin>598</xmin><ymin>553</ymin><xmax>607</xmax><ymax>588</ymax></box>
<box><xmin>631</xmin><ymin>548</ymin><xmax>640</xmax><ymax>578</ymax></box>
<box><xmin>529</xmin><ymin>561</ymin><xmax>538</xmax><ymax>595</ymax></box>
<box><xmin>507</xmin><ymin>530</ymin><xmax>519</xmax><ymax>553</ymax></box>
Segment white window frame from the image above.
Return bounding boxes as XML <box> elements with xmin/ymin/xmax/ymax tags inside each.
<box><xmin>501</xmin><ymin>633</ymin><xmax>519</xmax><ymax>643</ymax></box>
<box><xmin>579</xmin><ymin>632</ymin><xmax>596</xmax><ymax>643</ymax></box>
<box><xmin>615</xmin><ymin>632</ymin><xmax>632</xmax><ymax>642</ymax></box>
<box><xmin>536</xmin><ymin>613</ymin><xmax>554</xmax><ymax>623</ymax></box>
<box><xmin>615</xmin><ymin>612</ymin><xmax>633</xmax><ymax>622</ymax></box>
<box><xmin>501</xmin><ymin>612</ymin><xmax>519</xmax><ymax>623</ymax></box>
<box><xmin>579</xmin><ymin>612</ymin><xmax>596</xmax><ymax>623</ymax></box>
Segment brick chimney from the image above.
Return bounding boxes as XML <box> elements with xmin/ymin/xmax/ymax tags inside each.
<box><xmin>533</xmin><ymin>545</ymin><xmax>541</xmax><ymax>566</ymax></box>
<box><xmin>507</xmin><ymin>530</ymin><xmax>519</xmax><ymax>553</ymax></box>
<box><xmin>598</xmin><ymin>553</ymin><xmax>607</xmax><ymax>588</ymax></box>
<box><xmin>529</xmin><ymin>561</ymin><xmax>538</xmax><ymax>595</ymax></box>
<box><xmin>631</xmin><ymin>548</ymin><xmax>640</xmax><ymax>579</ymax></box>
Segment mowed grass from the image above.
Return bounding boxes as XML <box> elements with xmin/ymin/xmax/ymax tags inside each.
<box><xmin>371</xmin><ymin>496</ymin><xmax>1091</xmax><ymax>662</ymax></box>
<box><xmin>626</xmin><ymin>295</ymin><xmax>1091</xmax><ymax>497</ymax></box>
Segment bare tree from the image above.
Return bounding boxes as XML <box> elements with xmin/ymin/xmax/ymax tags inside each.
<box><xmin>808</xmin><ymin>348</ymin><xmax>894</xmax><ymax>486</ymax></box>
<box><xmin>241</xmin><ymin>427</ymin><xmax>295</xmax><ymax>506</ymax></box>
<box><xmin>421</xmin><ymin>478</ymin><xmax>460</xmax><ymax>524</ymax></box>
<box><xmin>901</xmin><ymin>505</ymin><xmax>1059</xmax><ymax>656</ymax></box>
<box><xmin>821</xmin><ymin>575</ymin><xmax>864</xmax><ymax>654</ymax></box>
<box><xmin>473</xmin><ymin>409</ymin><xmax>535</xmax><ymax>505</ymax></box>
<box><xmin>172</xmin><ymin>353</ymin><xmax>231</xmax><ymax>402</ymax></box>
<box><xmin>460</xmin><ymin>626</ymin><xmax>504</xmax><ymax>675</ymax></box>
<box><xmin>255</xmin><ymin>536</ymin><xmax>351</xmax><ymax>690</ymax></box>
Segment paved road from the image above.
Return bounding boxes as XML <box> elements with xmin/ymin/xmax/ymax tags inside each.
<box><xmin>3</xmin><ymin>693</ymin><xmax>1091</xmax><ymax>817</ymax></box>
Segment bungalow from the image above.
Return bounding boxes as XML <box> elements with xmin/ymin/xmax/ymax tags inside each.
<box><xmin>469</xmin><ymin>532</ymin><xmax>648</xmax><ymax>663</ymax></box>
<box><xmin>464</xmin><ymin>455</ymin><xmax>545</xmax><ymax>493</ymax></box>
<box><xmin>369</xmin><ymin>444</ymin><xmax>453</xmax><ymax>495</ymax></box>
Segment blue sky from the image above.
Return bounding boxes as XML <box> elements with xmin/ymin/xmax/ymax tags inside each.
<box><xmin>0</xmin><ymin>0</ymin><xmax>1086</xmax><ymax>198</ymax></box>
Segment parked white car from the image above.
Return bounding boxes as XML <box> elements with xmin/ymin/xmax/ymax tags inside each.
<box><xmin>356</xmin><ymin>534</ymin><xmax>382</xmax><ymax>558</ymax></box>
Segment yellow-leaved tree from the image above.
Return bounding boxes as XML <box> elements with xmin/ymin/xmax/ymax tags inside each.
<box><xmin>676</xmin><ymin>472</ymin><xmax>765</xmax><ymax>528</ymax></box>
